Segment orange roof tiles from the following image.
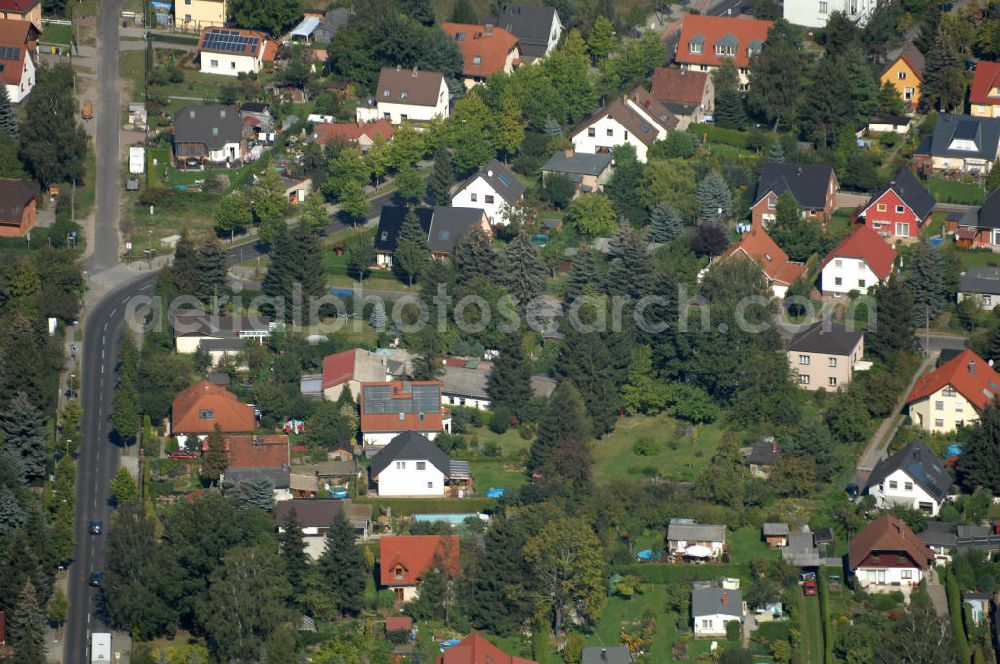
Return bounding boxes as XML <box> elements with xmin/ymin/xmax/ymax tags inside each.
<box><xmin>200</xmin><ymin>434</ymin><xmax>289</xmax><ymax>469</ymax></box>
<box><xmin>379</xmin><ymin>535</ymin><xmax>459</xmax><ymax>586</ymax></box>
<box><xmin>907</xmin><ymin>349</ymin><xmax>1000</xmax><ymax>411</ymax></box>
<box><xmin>360</xmin><ymin>381</ymin><xmax>445</xmax><ymax>434</ymax></box>
<box><xmin>651</xmin><ymin>67</ymin><xmax>711</xmax><ymax>106</ymax></box>
<box><xmin>971</xmin><ymin>61</ymin><xmax>1000</xmax><ymax>106</ymax></box>
<box><xmin>436</xmin><ymin>633</ymin><xmax>538</xmax><ymax>664</ymax></box>
<box><xmin>820</xmin><ymin>224</ymin><xmax>897</xmax><ymax>280</ymax></box>
<box><xmin>441</xmin><ymin>22</ymin><xmax>519</xmax><ymax>79</ymax></box>
<box><xmin>312</xmin><ymin>120</ymin><xmax>394</xmax><ymax>147</ymax></box>
<box><xmin>848</xmin><ymin>515</ymin><xmax>933</xmax><ymax>571</ymax></box>
<box><xmin>674</xmin><ymin>14</ymin><xmax>772</xmax><ymax>70</ymax></box>
<box><xmin>723</xmin><ymin>228</ymin><xmax>805</xmax><ymax>287</ymax></box>
<box><xmin>172</xmin><ymin>380</ymin><xmax>255</xmax><ymax>434</ymax></box>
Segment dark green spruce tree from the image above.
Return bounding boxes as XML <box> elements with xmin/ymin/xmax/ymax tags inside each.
<box><xmin>905</xmin><ymin>240</ymin><xmax>946</xmax><ymax>326</ymax></box>
<box><xmin>528</xmin><ymin>380</ymin><xmax>591</xmax><ymax>472</ymax></box>
<box><xmin>0</xmin><ymin>84</ymin><xmax>17</xmax><ymax>137</ymax></box>
<box><xmin>553</xmin><ymin>331</ymin><xmax>620</xmax><ymax>436</ymax></box>
<box><xmin>606</xmin><ymin>222</ymin><xmax>653</xmax><ymax>301</ymax></box>
<box><xmin>393</xmin><ymin>207</ymin><xmax>429</xmax><ymax>286</ymax></box>
<box><xmin>427</xmin><ymin>146</ymin><xmax>454</xmax><ymax>205</ymax></box>
<box><xmin>502</xmin><ymin>230</ymin><xmax>546</xmax><ymax>308</ymax></box>
<box><xmin>563</xmin><ymin>248</ymin><xmax>603</xmax><ymax>304</ymax></box>
<box><xmin>958</xmin><ymin>400</ymin><xmax>1000</xmax><ymax>494</ymax></box>
<box><xmin>9</xmin><ymin>581</ymin><xmax>46</xmax><ymax>663</ymax></box>
<box><xmin>867</xmin><ymin>273</ymin><xmax>914</xmax><ymax>362</ymax></box>
<box><xmin>648</xmin><ymin>201</ymin><xmax>682</xmax><ymax>243</ymax></box>
<box><xmin>170</xmin><ymin>232</ymin><xmax>198</xmax><ymax>296</ymax></box>
<box><xmin>486</xmin><ymin>334</ymin><xmax>533</xmax><ymax>415</ymax></box>
<box><xmin>454</xmin><ymin>225</ymin><xmax>497</xmax><ymax>284</ymax></box>
<box><xmin>278</xmin><ymin>509</ymin><xmax>309</xmax><ymax>597</ymax></box>
<box><xmin>316</xmin><ymin>509</ymin><xmax>366</xmax><ymax>616</ymax></box>
<box><xmin>194</xmin><ymin>237</ymin><xmax>227</xmax><ymax>305</ymax></box>
<box><xmin>697</xmin><ymin>170</ymin><xmax>731</xmax><ymax>224</ymax></box>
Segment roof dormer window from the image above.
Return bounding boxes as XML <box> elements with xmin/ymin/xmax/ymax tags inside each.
<box><xmin>383</xmin><ymin>89</ymin><xmax>390</xmax><ymax>97</ymax></box>
<box><xmin>401</xmin><ymin>91</ymin><xmax>408</xmax><ymax>99</ymax></box>
<box><xmin>689</xmin><ymin>40</ymin><xmax>703</xmax><ymax>54</ymax></box>
<box><xmin>472</xmin><ymin>56</ymin><xmax>481</xmax><ymax>65</ymax></box>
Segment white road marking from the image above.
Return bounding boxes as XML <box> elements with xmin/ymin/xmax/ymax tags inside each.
<box><xmin>110</xmin><ymin>308</ymin><xmax>117</xmax><ymax>317</ymax></box>
<box><xmin>87</xmin><ymin>613</ymin><xmax>91</xmax><ymax>625</ymax></box>
<box><xmin>103</xmin><ymin>322</ymin><xmax>108</xmax><ymax>332</ymax></box>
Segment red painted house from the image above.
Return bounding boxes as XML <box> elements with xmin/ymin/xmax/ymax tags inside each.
<box><xmin>858</xmin><ymin>169</ymin><xmax>935</xmax><ymax>241</ymax></box>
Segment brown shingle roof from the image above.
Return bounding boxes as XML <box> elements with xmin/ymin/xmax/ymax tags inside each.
<box><xmin>442</xmin><ymin>22</ymin><xmax>519</xmax><ymax>79</ymax></box>
<box><xmin>0</xmin><ymin>179</ymin><xmax>37</xmax><ymax>224</ymax></box>
<box><xmin>651</xmin><ymin>67</ymin><xmax>710</xmax><ymax>106</ymax></box>
<box><xmin>848</xmin><ymin>515</ymin><xmax>933</xmax><ymax>571</ymax></box>
<box><xmin>373</xmin><ymin>66</ymin><xmax>445</xmax><ymax>107</ymax></box>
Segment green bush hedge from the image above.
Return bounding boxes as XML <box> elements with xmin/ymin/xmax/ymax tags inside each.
<box><xmin>689</xmin><ymin>123</ymin><xmax>748</xmax><ymax>149</ymax></box>
<box><xmin>818</xmin><ymin>572</ymin><xmax>833</xmax><ymax>664</ymax></box>
<box><xmin>355</xmin><ymin>497</ymin><xmax>494</xmax><ymax>515</ymax></box>
<box><xmin>149</xmin><ymin>31</ymin><xmax>199</xmax><ymax>46</ymax></box>
<box><xmin>945</xmin><ymin>569</ymin><xmax>971</xmax><ymax>664</ymax></box>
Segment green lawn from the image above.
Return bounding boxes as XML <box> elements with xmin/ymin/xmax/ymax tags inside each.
<box><xmin>925</xmin><ymin>176</ymin><xmax>985</xmax><ymax>205</ymax></box>
<box><xmin>470</xmin><ymin>459</ymin><xmax>527</xmax><ymax>494</ymax></box>
<box><xmin>727</xmin><ymin>526</ymin><xmax>777</xmax><ymax>565</ymax></box>
<box><xmin>459</xmin><ymin>425</ymin><xmax>530</xmax><ymax>458</ymax></box>
<box><xmin>827</xmin><ymin>208</ymin><xmax>855</xmax><ymax>236</ymax></box>
<box><xmin>120</xmin><ymin>49</ymin><xmax>146</xmax><ymax>103</ymax></box>
<box><xmin>591</xmin><ymin>415</ymin><xmax>727</xmax><ymax>484</ymax></box>
<box><xmin>920</xmin><ymin>211</ymin><xmax>949</xmax><ymax>238</ymax></box>
<box><xmin>40</xmin><ymin>22</ymin><xmax>73</xmax><ymax>45</ymax></box>
<box><xmin>797</xmin><ymin>593</ymin><xmax>824</xmax><ymax>664</ymax></box>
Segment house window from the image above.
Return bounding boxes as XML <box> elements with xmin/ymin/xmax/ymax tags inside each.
<box><xmin>768</xmin><ymin>197</ymin><xmax>776</xmax><ymax>209</ymax></box>
<box><xmin>904</xmin><ymin>481</ymin><xmax>913</xmax><ymax>491</ymax></box>
<box><xmin>877</xmin><ymin>203</ymin><xmax>887</xmax><ymax>212</ymax></box>
<box><xmin>943</xmin><ymin>387</ymin><xmax>956</xmax><ymax>397</ymax></box>
<box><xmin>985</xmin><ymin>295</ymin><xmax>993</xmax><ymax>306</ymax></box>
<box><xmin>396</xmin><ymin>461</ymin><xmax>406</xmax><ymax>469</ymax></box>
<box><xmin>394</xmin><ymin>565</ymin><xmax>405</xmax><ymax>580</ymax></box>
<box><xmin>383</xmin><ymin>90</ymin><xmax>390</xmax><ymax>97</ymax></box>
<box><xmin>416</xmin><ymin>461</ymin><xmax>426</xmax><ymax>470</ymax></box>
<box><xmin>957</xmin><ymin>420</ymin><xmax>964</xmax><ymax>427</ymax></box>
<box><xmin>184</xmin><ymin>0</ymin><xmax>190</xmax><ymax>4</ymax></box>
<box><xmin>690</xmin><ymin>41</ymin><xmax>703</xmax><ymax>54</ymax></box>
<box><xmin>400</xmin><ymin>91</ymin><xmax>408</xmax><ymax>99</ymax></box>
<box><xmin>828</xmin><ymin>357</ymin><xmax>837</xmax><ymax>367</ymax></box>
<box><xmin>799</xmin><ymin>374</ymin><xmax>810</xmax><ymax>385</ymax></box>
<box><xmin>819</xmin><ymin>1</ymin><xmax>828</xmax><ymax>12</ymax></box>
<box><xmin>401</xmin><ymin>114</ymin><xmax>408</xmax><ymax>120</ymax></box>
<box><xmin>606</xmin><ymin>128</ymin><xmax>614</xmax><ymax>137</ymax></box>
<box><xmin>427</xmin><ymin>481</ymin><xmax>433</xmax><ymax>488</ymax></box>
<box><xmin>472</xmin><ymin>56</ymin><xmax>481</xmax><ymax>65</ymax></box>
<box><xmin>828</xmin><ymin>377</ymin><xmax>837</xmax><ymax>387</ymax></box>
<box><xmin>184</xmin><ymin>13</ymin><xmax>191</xmax><ymax>21</ymax></box>
<box><xmin>895</xmin><ymin>205</ymin><xmax>905</xmax><ymax>214</ymax></box>
<box><xmin>901</xmin><ymin>570</ymin><xmax>913</xmax><ymax>579</ymax></box>
<box><xmin>955</xmin><ymin>402</ymin><xmax>964</xmax><ymax>412</ymax></box>
<box><xmin>588</xmin><ymin>127</ymin><xmax>596</xmax><ymax>137</ymax></box>
<box><xmin>470</xmin><ymin>193</ymin><xmax>478</xmax><ymax>202</ymax></box>
<box><xmin>898</xmin><ymin>71</ymin><xmax>907</xmax><ymax>80</ymax></box>
<box><xmin>799</xmin><ymin>354</ymin><xmax>810</xmax><ymax>365</ymax></box>
<box><xmin>889</xmin><ymin>480</ymin><xmax>897</xmax><ymax>489</ymax></box>
<box><xmin>834</xmin><ymin>259</ymin><xmax>842</xmax><ymax>267</ymax></box>
<box><xmin>485</xmin><ymin>195</ymin><xmax>494</xmax><ymax>204</ymax></box>
<box><xmin>935</xmin><ymin>418</ymin><xmax>945</xmax><ymax>427</ymax></box>
<box><xmin>701</xmin><ymin>619</ymin><xmax>711</xmax><ymax>628</ymax></box>
<box><xmin>230</xmin><ymin>62</ymin><xmax>236</xmax><ymax>69</ymax></box>
<box><xmin>210</xmin><ymin>59</ymin><xmax>219</xmax><ymax>67</ymax></box>
<box><xmin>904</xmin><ymin>87</ymin><xmax>914</xmax><ymax>100</ymax></box>
<box><xmin>895</xmin><ymin>222</ymin><xmax>910</xmax><ymax>236</ymax></box>
<box><xmin>835</xmin><ymin>277</ymin><xmax>843</xmax><ymax>286</ymax></box>
<box><xmin>935</xmin><ymin>400</ymin><xmax>944</xmax><ymax>411</ymax></box>
<box><xmin>858</xmin><ymin>279</ymin><xmax>866</xmax><ymax>289</ymax></box>
<box><xmin>198</xmin><ymin>409</ymin><xmax>213</xmax><ymax>419</ymax></box>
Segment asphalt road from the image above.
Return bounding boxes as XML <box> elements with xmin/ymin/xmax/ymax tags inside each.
<box><xmin>709</xmin><ymin>0</ymin><xmax>745</xmax><ymax>16</ymax></box>
<box><xmin>89</xmin><ymin>0</ymin><xmax>125</xmax><ymax>273</ymax></box>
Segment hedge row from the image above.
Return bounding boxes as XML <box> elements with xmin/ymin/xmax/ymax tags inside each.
<box><xmin>818</xmin><ymin>571</ymin><xmax>833</xmax><ymax>664</ymax></box>
<box><xmin>945</xmin><ymin>569</ymin><xmax>972</xmax><ymax>664</ymax></box>
<box><xmin>148</xmin><ymin>31</ymin><xmax>199</xmax><ymax>46</ymax></box>
<box><xmin>355</xmin><ymin>496</ymin><xmax>494</xmax><ymax>516</ymax></box>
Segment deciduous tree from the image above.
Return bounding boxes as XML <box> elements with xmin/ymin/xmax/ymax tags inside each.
<box><xmin>229</xmin><ymin>0</ymin><xmax>302</xmax><ymax>36</ymax></box>
<box><xmin>18</xmin><ymin>65</ymin><xmax>88</xmax><ymax>186</ymax></box>
<box><xmin>202</xmin><ymin>425</ymin><xmax>228</xmax><ymax>485</ymax></box>
<box><xmin>565</xmin><ymin>193</ymin><xmax>616</xmax><ymax>237</ymax></box>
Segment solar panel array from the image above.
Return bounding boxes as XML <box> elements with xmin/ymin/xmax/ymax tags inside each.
<box><xmin>363</xmin><ymin>383</ymin><xmax>441</xmax><ymax>415</ymax></box>
<box><xmin>202</xmin><ymin>29</ymin><xmax>259</xmax><ymax>54</ymax></box>
<box><xmin>0</xmin><ymin>46</ymin><xmax>20</xmax><ymax>61</ymax></box>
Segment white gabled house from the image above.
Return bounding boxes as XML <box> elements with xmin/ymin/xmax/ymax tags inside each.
<box><xmin>864</xmin><ymin>441</ymin><xmax>953</xmax><ymax>516</ymax></box>
<box><xmin>819</xmin><ymin>223</ymin><xmax>897</xmax><ymax>295</ymax></box>
<box><xmin>0</xmin><ymin>19</ymin><xmax>37</xmax><ymax>103</ymax></box>
<box><xmin>197</xmin><ymin>27</ymin><xmax>274</xmax><ymax>77</ymax></box>
<box><xmin>691</xmin><ymin>587</ymin><xmax>743</xmax><ymax>637</ymax></box>
<box><xmin>356</xmin><ymin>66</ymin><xmax>450</xmax><ymax>125</ymax></box>
<box><xmin>450</xmin><ymin>159</ymin><xmax>525</xmax><ymax>226</ymax></box>
<box><xmin>848</xmin><ymin>515</ymin><xmax>933</xmax><ymax>598</ymax></box>
<box><xmin>571</xmin><ymin>87</ymin><xmax>677</xmax><ymax>163</ymax></box>
<box><xmin>369</xmin><ymin>431</ymin><xmax>463</xmax><ymax>497</ymax></box>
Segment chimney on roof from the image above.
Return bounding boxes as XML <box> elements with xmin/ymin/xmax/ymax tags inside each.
<box><xmin>971</xmin><ymin>359</ymin><xmax>977</xmax><ymax>375</ymax></box>
<box><xmin>564</xmin><ymin>147</ymin><xmax>574</xmax><ymax>158</ymax></box>
<box><xmin>485</xmin><ymin>23</ymin><xmax>493</xmax><ymax>35</ymax></box>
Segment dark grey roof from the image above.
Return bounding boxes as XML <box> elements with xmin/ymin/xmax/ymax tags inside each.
<box><xmin>755</xmin><ymin>162</ymin><xmax>835</xmax><ymax>210</ymax></box>
<box><xmin>541</xmin><ymin>150</ymin><xmax>613</xmax><ymax>176</ymax></box>
<box><xmin>938</xmin><ymin>348</ymin><xmax>965</xmax><ymax>367</ymax></box>
<box><xmin>315</xmin><ymin>7</ymin><xmax>351</xmax><ymax>42</ymax></box>
<box><xmin>691</xmin><ymin>587</ymin><xmax>742</xmax><ymax>618</ymax></box>
<box><xmin>787</xmin><ymin>322</ymin><xmax>864</xmax><ymax>356</ymax></box>
<box><xmin>918</xmin><ymin>114</ymin><xmax>1000</xmax><ymax>161</ymax></box>
<box><xmin>172</xmin><ymin>312</ymin><xmax>271</xmax><ymax>338</ymax></box>
<box><xmin>427</xmin><ymin>207</ymin><xmax>485</xmax><ymax>252</ymax></box>
<box><xmin>813</xmin><ymin>527</ymin><xmax>833</xmax><ymax>544</ymax></box>
<box><xmin>581</xmin><ymin>647</ymin><xmax>631</xmax><ymax>664</ymax></box>
<box><xmin>441</xmin><ymin>365</ymin><xmax>489</xmax><ymax>399</ymax></box>
<box><xmin>273</xmin><ymin>498</ymin><xmax>373</xmax><ymax>529</ymax></box>
<box><xmin>224</xmin><ymin>467</ymin><xmax>290</xmax><ymax>489</ymax></box>
<box><xmin>454</xmin><ymin>159</ymin><xmax>525</xmax><ymax>205</ymax></box>
<box><xmin>369</xmin><ymin>431</ymin><xmax>451</xmax><ymax>478</ymax></box>
<box><xmin>763</xmin><ymin>522</ymin><xmax>789</xmax><ymax>536</ymax></box>
<box><xmin>486</xmin><ymin>4</ymin><xmax>559</xmax><ymax>59</ymax></box>
<box><xmin>870</xmin><ymin>114</ymin><xmax>911</xmax><ymax>127</ymax></box>
<box><xmin>868</xmin><ymin>169</ymin><xmax>935</xmax><ymax>221</ymax></box>
<box><xmin>962</xmin><ymin>188</ymin><xmax>1000</xmax><ymax>231</ymax></box>
<box><xmin>747</xmin><ymin>439</ymin><xmax>780</xmax><ymax>466</ymax></box>
<box><xmin>208</xmin><ymin>372</ymin><xmax>231</xmax><ymax>386</ymax></box>
<box><xmin>865</xmin><ymin>440</ymin><xmax>953</xmax><ymax>502</ymax></box>
<box><xmin>374</xmin><ymin>206</ymin><xmax>433</xmax><ymax>252</ymax></box>
<box><xmin>960</xmin><ymin>266</ymin><xmax>1000</xmax><ymax>296</ymax></box>
<box><xmin>173</xmin><ymin>105</ymin><xmax>242</xmax><ymax>150</ymax></box>
<box><xmin>668</xmin><ymin>522</ymin><xmax>726</xmax><ymax>542</ymax></box>
<box><xmin>919</xmin><ymin>521</ymin><xmax>957</xmax><ymax>549</ymax></box>
<box><xmin>199</xmin><ymin>338</ymin><xmax>247</xmax><ymax>352</ymax></box>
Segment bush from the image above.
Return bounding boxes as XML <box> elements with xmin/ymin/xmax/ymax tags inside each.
<box><xmin>725</xmin><ymin>619</ymin><xmax>741</xmax><ymax>641</ymax></box>
<box><xmin>632</xmin><ymin>437</ymin><xmax>662</xmax><ymax>456</ymax></box>
<box><xmin>539</xmin><ymin>173</ymin><xmax>576</xmax><ymax>209</ymax></box>
<box><xmin>488</xmin><ymin>406</ymin><xmax>512</xmax><ymax>434</ymax></box>
<box><xmin>481</xmin><ymin>440</ymin><xmax>501</xmax><ymax>457</ymax></box>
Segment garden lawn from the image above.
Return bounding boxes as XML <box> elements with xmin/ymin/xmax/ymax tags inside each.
<box><xmin>920</xmin><ymin>211</ymin><xmax>949</xmax><ymax>239</ymax></box>
<box><xmin>470</xmin><ymin>459</ymin><xmax>527</xmax><ymax>494</ymax></box>
<box><xmin>120</xmin><ymin>50</ymin><xmax>146</xmax><ymax>102</ymax></box>
<box><xmin>591</xmin><ymin>415</ymin><xmax>727</xmax><ymax>484</ymax></box>
<box><xmin>459</xmin><ymin>425</ymin><xmax>531</xmax><ymax>458</ymax></box>
<box><xmin>827</xmin><ymin>208</ymin><xmax>855</xmax><ymax>236</ymax></box>
<box><xmin>925</xmin><ymin>177</ymin><xmax>985</xmax><ymax>205</ymax></box>
<box><xmin>797</xmin><ymin>593</ymin><xmax>824</xmax><ymax>664</ymax></box>
<box><xmin>727</xmin><ymin>526</ymin><xmax>777</xmax><ymax>565</ymax></box>
<box><xmin>40</xmin><ymin>23</ymin><xmax>73</xmax><ymax>45</ymax></box>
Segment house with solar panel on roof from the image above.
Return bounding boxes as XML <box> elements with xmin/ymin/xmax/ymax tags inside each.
<box><xmin>864</xmin><ymin>441</ymin><xmax>954</xmax><ymax>517</ymax></box>
<box><xmin>197</xmin><ymin>27</ymin><xmax>276</xmax><ymax>77</ymax></box>
<box><xmin>359</xmin><ymin>381</ymin><xmax>452</xmax><ymax>456</ymax></box>
<box><xmin>0</xmin><ymin>18</ymin><xmax>38</xmax><ymax>103</ymax></box>
<box><xmin>450</xmin><ymin>159</ymin><xmax>524</xmax><ymax>226</ymax></box>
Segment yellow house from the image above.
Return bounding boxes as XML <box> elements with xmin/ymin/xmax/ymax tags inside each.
<box><xmin>906</xmin><ymin>349</ymin><xmax>1000</xmax><ymax>434</ymax></box>
<box><xmin>174</xmin><ymin>0</ymin><xmax>227</xmax><ymax>31</ymax></box>
<box><xmin>880</xmin><ymin>44</ymin><xmax>924</xmax><ymax>109</ymax></box>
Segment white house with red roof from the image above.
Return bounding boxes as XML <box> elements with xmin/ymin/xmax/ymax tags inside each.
<box><xmin>571</xmin><ymin>87</ymin><xmax>677</xmax><ymax>163</ymax></box>
<box><xmin>971</xmin><ymin>61</ymin><xmax>1000</xmax><ymax>118</ymax></box>
<box><xmin>720</xmin><ymin>228</ymin><xmax>805</xmax><ymax>298</ymax></box>
<box><xmin>0</xmin><ymin>18</ymin><xmax>36</xmax><ymax>103</ymax></box>
<box><xmin>197</xmin><ymin>27</ymin><xmax>276</xmax><ymax>77</ymax></box>
<box><xmin>858</xmin><ymin>169</ymin><xmax>936</xmax><ymax>241</ymax></box>
<box><xmin>673</xmin><ymin>14</ymin><xmax>772</xmax><ymax>89</ymax></box>
<box><xmin>819</xmin><ymin>224</ymin><xmax>897</xmax><ymax>295</ymax></box>
<box><xmin>380</xmin><ymin>534</ymin><xmax>459</xmax><ymax>602</ymax></box>
<box><xmin>321</xmin><ymin>348</ymin><xmax>392</xmax><ymax>402</ymax></box>
<box><xmin>311</xmin><ymin>120</ymin><xmax>394</xmax><ymax>151</ymax></box>
<box><xmin>906</xmin><ymin>349</ymin><xmax>1000</xmax><ymax>434</ymax></box>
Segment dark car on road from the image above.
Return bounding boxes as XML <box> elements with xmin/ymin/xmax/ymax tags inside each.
<box><xmin>89</xmin><ymin>520</ymin><xmax>102</xmax><ymax>535</ymax></box>
<box><xmin>89</xmin><ymin>572</ymin><xmax>102</xmax><ymax>587</ymax></box>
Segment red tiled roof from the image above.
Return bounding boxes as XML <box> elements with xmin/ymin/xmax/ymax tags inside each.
<box><xmin>848</xmin><ymin>515</ymin><xmax>933</xmax><ymax>571</ymax></box>
<box><xmin>379</xmin><ymin>535</ymin><xmax>459</xmax><ymax>586</ymax></box>
<box><xmin>386</xmin><ymin>615</ymin><xmax>413</xmax><ymax>632</ymax></box>
<box><xmin>0</xmin><ymin>19</ymin><xmax>32</xmax><ymax>86</ymax></box>
<box><xmin>651</xmin><ymin>67</ymin><xmax>710</xmax><ymax>105</ymax></box>
<box><xmin>199</xmin><ymin>434</ymin><xmax>289</xmax><ymax>469</ymax></box>
<box><xmin>441</xmin><ymin>22</ymin><xmax>519</xmax><ymax>79</ymax></box>
<box><xmin>723</xmin><ymin>228</ymin><xmax>805</xmax><ymax>287</ymax></box>
<box><xmin>322</xmin><ymin>349</ymin><xmax>357</xmax><ymax>390</ymax></box>
<box><xmin>360</xmin><ymin>381</ymin><xmax>445</xmax><ymax>434</ymax></box>
<box><xmin>172</xmin><ymin>380</ymin><xmax>255</xmax><ymax>434</ymax></box>
<box><xmin>436</xmin><ymin>633</ymin><xmax>539</xmax><ymax>664</ymax></box>
<box><xmin>312</xmin><ymin>120</ymin><xmax>394</xmax><ymax>147</ymax></box>
<box><xmin>971</xmin><ymin>61</ymin><xmax>1000</xmax><ymax>106</ymax></box>
<box><xmin>0</xmin><ymin>0</ymin><xmax>37</xmax><ymax>12</ymax></box>
<box><xmin>819</xmin><ymin>224</ymin><xmax>897</xmax><ymax>280</ymax></box>
<box><xmin>674</xmin><ymin>14</ymin><xmax>772</xmax><ymax>70</ymax></box>
<box><xmin>907</xmin><ymin>349</ymin><xmax>1000</xmax><ymax>411</ymax></box>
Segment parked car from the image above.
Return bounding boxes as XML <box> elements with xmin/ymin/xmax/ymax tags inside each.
<box><xmin>89</xmin><ymin>571</ymin><xmax>102</xmax><ymax>587</ymax></box>
<box><xmin>81</xmin><ymin>101</ymin><xmax>93</xmax><ymax>119</ymax></box>
<box><xmin>799</xmin><ymin>570</ymin><xmax>817</xmax><ymax>582</ymax></box>
<box><xmin>803</xmin><ymin>580</ymin><xmax>818</xmax><ymax>596</ymax></box>
<box><xmin>89</xmin><ymin>520</ymin><xmax>102</xmax><ymax>535</ymax></box>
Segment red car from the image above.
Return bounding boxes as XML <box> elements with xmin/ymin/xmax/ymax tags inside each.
<box><xmin>167</xmin><ymin>450</ymin><xmax>198</xmax><ymax>460</ymax></box>
<box><xmin>803</xmin><ymin>580</ymin><xmax>818</xmax><ymax>596</ymax></box>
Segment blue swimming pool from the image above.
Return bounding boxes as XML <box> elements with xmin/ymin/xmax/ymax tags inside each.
<box><xmin>412</xmin><ymin>513</ymin><xmax>483</xmax><ymax>524</ymax></box>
